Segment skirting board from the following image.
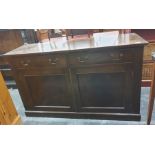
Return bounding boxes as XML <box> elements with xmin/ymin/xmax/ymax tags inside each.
<box><xmin>25</xmin><ymin>111</ymin><xmax>141</xmax><ymax>121</ymax></box>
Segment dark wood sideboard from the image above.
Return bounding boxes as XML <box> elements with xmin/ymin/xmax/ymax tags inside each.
<box><xmin>1</xmin><ymin>32</ymin><xmax>148</xmax><ymax>121</ymax></box>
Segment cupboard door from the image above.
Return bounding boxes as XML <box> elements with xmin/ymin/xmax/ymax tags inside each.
<box><xmin>13</xmin><ymin>68</ymin><xmax>73</xmax><ymax>112</ymax></box>
<box><xmin>71</xmin><ymin>63</ymin><xmax>134</xmax><ymax>113</ymax></box>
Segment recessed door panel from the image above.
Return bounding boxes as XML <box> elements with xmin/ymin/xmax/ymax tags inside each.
<box><xmin>72</xmin><ymin>63</ymin><xmax>134</xmax><ymax>113</ymax></box>
<box><xmin>26</xmin><ymin>74</ymin><xmax>69</xmax><ymax>107</ymax></box>
<box><xmin>77</xmin><ymin>72</ymin><xmax>125</xmax><ymax>107</ymax></box>
<box><xmin>14</xmin><ymin>68</ymin><xmax>73</xmax><ymax>112</ymax></box>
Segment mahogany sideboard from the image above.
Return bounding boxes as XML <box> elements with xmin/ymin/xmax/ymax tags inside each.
<box><xmin>1</xmin><ymin>32</ymin><xmax>148</xmax><ymax>121</ymax></box>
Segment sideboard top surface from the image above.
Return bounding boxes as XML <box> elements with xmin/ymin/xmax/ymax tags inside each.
<box><xmin>3</xmin><ymin>32</ymin><xmax>148</xmax><ymax>56</ymax></box>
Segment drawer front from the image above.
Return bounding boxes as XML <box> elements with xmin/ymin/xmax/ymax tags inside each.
<box><xmin>10</xmin><ymin>54</ymin><xmax>67</xmax><ymax>68</ymax></box>
<box><xmin>68</xmin><ymin>50</ymin><xmax>134</xmax><ymax>66</ymax></box>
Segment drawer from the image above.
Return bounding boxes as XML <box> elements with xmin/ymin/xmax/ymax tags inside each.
<box><xmin>10</xmin><ymin>54</ymin><xmax>67</xmax><ymax>68</ymax></box>
<box><xmin>68</xmin><ymin>50</ymin><xmax>134</xmax><ymax>66</ymax></box>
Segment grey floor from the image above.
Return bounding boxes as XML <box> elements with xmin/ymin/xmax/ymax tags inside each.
<box><xmin>9</xmin><ymin>87</ymin><xmax>155</xmax><ymax>125</ymax></box>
